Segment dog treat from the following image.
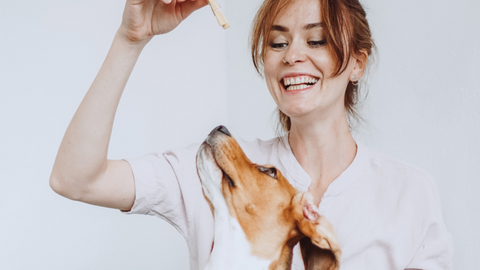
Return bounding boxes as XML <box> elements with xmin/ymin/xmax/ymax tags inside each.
<box><xmin>207</xmin><ymin>0</ymin><xmax>229</xmax><ymax>29</ymax></box>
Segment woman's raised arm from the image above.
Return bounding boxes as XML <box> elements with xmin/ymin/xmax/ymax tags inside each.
<box><xmin>49</xmin><ymin>0</ymin><xmax>208</xmax><ymax>211</ymax></box>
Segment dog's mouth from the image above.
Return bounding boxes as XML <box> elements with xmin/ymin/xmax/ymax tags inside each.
<box><xmin>197</xmin><ymin>142</ymin><xmax>237</xmax><ymax>203</ymax></box>
<box><xmin>281</xmin><ymin>75</ymin><xmax>319</xmax><ymax>91</ymax></box>
<box><xmin>197</xmin><ymin>125</ymin><xmax>237</xmax><ymax>192</ymax></box>
<box><xmin>200</xmin><ymin>141</ymin><xmax>236</xmax><ymax>188</ymax></box>
<box><xmin>222</xmin><ymin>169</ymin><xmax>235</xmax><ymax>188</ymax></box>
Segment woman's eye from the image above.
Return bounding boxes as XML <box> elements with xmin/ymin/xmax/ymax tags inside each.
<box><xmin>308</xmin><ymin>40</ymin><xmax>327</xmax><ymax>48</ymax></box>
<box><xmin>269</xmin><ymin>42</ymin><xmax>288</xmax><ymax>49</ymax></box>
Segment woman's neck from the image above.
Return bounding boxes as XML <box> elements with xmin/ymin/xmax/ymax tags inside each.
<box><xmin>288</xmin><ymin>112</ymin><xmax>357</xmax><ymax>204</ymax></box>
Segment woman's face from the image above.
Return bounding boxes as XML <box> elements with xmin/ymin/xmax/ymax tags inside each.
<box><xmin>264</xmin><ymin>0</ymin><xmax>357</xmax><ymax>123</ymax></box>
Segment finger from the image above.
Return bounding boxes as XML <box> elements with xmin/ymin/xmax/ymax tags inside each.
<box><xmin>162</xmin><ymin>0</ymin><xmax>172</xmax><ymax>4</ymax></box>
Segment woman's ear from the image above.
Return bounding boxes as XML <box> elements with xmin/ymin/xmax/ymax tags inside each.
<box><xmin>291</xmin><ymin>193</ymin><xmax>341</xmax><ymax>270</ymax></box>
<box><xmin>351</xmin><ymin>49</ymin><xmax>369</xmax><ymax>80</ymax></box>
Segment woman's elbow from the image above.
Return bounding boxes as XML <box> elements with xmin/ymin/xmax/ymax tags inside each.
<box><xmin>49</xmin><ymin>173</ymin><xmax>84</xmax><ymax>201</ymax></box>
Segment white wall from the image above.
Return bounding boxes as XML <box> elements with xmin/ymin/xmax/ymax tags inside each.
<box><xmin>224</xmin><ymin>0</ymin><xmax>480</xmax><ymax>269</ymax></box>
<box><xmin>225</xmin><ymin>0</ymin><xmax>278</xmax><ymax>141</ymax></box>
<box><xmin>1</xmin><ymin>0</ymin><xmax>479</xmax><ymax>269</ymax></box>
<box><xmin>1</xmin><ymin>0</ymin><xmax>227</xmax><ymax>269</ymax></box>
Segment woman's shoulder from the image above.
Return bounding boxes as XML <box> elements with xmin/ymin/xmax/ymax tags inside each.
<box><xmin>359</xmin><ymin>143</ymin><xmax>439</xmax><ymax>193</ymax></box>
<box><xmin>236</xmin><ymin>136</ymin><xmax>279</xmax><ymax>151</ymax></box>
<box><xmin>235</xmin><ymin>136</ymin><xmax>282</xmax><ymax>164</ymax></box>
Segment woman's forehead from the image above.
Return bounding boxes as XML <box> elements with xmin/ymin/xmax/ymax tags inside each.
<box><xmin>273</xmin><ymin>0</ymin><xmax>321</xmax><ymax>27</ymax></box>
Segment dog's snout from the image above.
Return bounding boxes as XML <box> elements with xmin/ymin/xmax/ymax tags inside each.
<box><xmin>210</xmin><ymin>125</ymin><xmax>232</xmax><ymax>137</ymax></box>
<box><xmin>217</xmin><ymin>125</ymin><xmax>231</xmax><ymax>137</ymax></box>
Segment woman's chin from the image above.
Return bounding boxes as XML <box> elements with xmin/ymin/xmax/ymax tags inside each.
<box><xmin>279</xmin><ymin>106</ymin><xmax>315</xmax><ymax>119</ymax></box>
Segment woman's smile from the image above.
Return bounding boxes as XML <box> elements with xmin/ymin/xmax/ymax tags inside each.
<box><xmin>281</xmin><ymin>74</ymin><xmax>319</xmax><ymax>92</ymax></box>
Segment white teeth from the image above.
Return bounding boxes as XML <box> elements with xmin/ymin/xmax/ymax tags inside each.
<box><xmin>286</xmin><ymin>84</ymin><xmax>310</xmax><ymax>91</ymax></box>
<box><xmin>283</xmin><ymin>76</ymin><xmax>319</xmax><ymax>89</ymax></box>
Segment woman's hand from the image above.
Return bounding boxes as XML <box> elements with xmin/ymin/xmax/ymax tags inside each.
<box><xmin>119</xmin><ymin>0</ymin><xmax>208</xmax><ymax>46</ymax></box>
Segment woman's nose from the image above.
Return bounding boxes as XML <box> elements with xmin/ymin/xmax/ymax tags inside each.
<box><xmin>283</xmin><ymin>41</ymin><xmax>307</xmax><ymax>65</ymax></box>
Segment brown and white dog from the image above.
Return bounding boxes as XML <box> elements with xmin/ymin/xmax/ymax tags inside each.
<box><xmin>196</xmin><ymin>126</ymin><xmax>341</xmax><ymax>270</ymax></box>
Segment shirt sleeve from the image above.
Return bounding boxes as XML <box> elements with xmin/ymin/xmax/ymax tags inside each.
<box><xmin>120</xmin><ymin>151</ymin><xmax>189</xmax><ymax>238</ymax></box>
<box><xmin>405</xmin><ymin>174</ymin><xmax>454</xmax><ymax>270</ymax></box>
<box><xmin>119</xmin><ymin>144</ymin><xmax>216</xmax><ymax>269</ymax></box>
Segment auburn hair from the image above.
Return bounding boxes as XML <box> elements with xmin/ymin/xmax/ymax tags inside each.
<box><xmin>251</xmin><ymin>0</ymin><xmax>375</xmax><ymax>132</ymax></box>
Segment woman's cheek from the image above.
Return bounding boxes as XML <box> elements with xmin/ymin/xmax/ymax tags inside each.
<box><xmin>264</xmin><ymin>50</ymin><xmax>280</xmax><ymax>71</ymax></box>
<box><xmin>266</xmin><ymin>78</ymin><xmax>279</xmax><ymax>103</ymax></box>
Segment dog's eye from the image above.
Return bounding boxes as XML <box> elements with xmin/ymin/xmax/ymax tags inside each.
<box><xmin>257</xmin><ymin>166</ymin><xmax>277</xmax><ymax>179</ymax></box>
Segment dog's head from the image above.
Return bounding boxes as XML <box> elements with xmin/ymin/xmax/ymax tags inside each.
<box><xmin>196</xmin><ymin>126</ymin><xmax>340</xmax><ymax>270</ymax></box>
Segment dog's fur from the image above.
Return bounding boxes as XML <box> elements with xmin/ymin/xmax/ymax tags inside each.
<box><xmin>196</xmin><ymin>126</ymin><xmax>341</xmax><ymax>270</ymax></box>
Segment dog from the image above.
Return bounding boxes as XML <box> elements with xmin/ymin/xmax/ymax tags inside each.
<box><xmin>196</xmin><ymin>125</ymin><xmax>341</xmax><ymax>270</ymax></box>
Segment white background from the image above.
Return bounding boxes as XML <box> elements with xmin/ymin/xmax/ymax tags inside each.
<box><xmin>1</xmin><ymin>0</ymin><xmax>478</xmax><ymax>269</ymax></box>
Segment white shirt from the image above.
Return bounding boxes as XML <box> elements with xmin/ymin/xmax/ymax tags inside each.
<box><xmin>123</xmin><ymin>136</ymin><xmax>453</xmax><ymax>269</ymax></box>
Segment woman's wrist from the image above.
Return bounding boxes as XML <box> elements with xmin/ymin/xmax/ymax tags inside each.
<box><xmin>114</xmin><ymin>27</ymin><xmax>152</xmax><ymax>52</ymax></box>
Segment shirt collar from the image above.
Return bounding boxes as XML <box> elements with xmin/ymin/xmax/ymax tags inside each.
<box><xmin>277</xmin><ymin>134</ymin><xmax>369</xmax><ymax>197</ymax></box>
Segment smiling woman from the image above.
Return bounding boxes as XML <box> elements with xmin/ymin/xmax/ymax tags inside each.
<box><xmin>49</xmin><ymin>0</ymin><xmax>453</xmax><ymax>269</ymax></box>
<box><xmin>247</xmin><ymin>0</ymin><xmax>453</xmax><ymax>269</ymax></box>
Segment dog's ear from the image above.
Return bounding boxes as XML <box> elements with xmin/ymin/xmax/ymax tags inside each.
<box><xmin>291</xmin><ymin>193</ymin><xmax>341</xmax><ymax>270</ymax></box>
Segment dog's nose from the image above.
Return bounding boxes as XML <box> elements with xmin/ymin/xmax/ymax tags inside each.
<box><xmin>210</xmin><ymin>125</ymin><xmax>231</xmax><ymax>137</ymax></box>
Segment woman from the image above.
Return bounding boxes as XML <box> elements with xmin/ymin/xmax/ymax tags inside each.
<box><xmin>50</xmin><ymin>0</ymin><xmax>453</xmax><ymax>269</ymax></box>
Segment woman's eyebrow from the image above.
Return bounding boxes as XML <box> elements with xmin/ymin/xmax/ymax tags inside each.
<box><xmin>272</xmin><ymin>25</ymin><xmax>289</xmax><ymax>32</ymax></box>
<box><xmin>304</xmin><ymin>22</ymin><xmax>324</xmax><ymax>30</ymax></box>
<box><xmin>271</xmin><ymin>22</ymin><xmax>324</xmax><ymax>32</ymax></box>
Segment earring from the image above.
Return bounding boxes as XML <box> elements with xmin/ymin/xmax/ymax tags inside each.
<box><xmin>351</xmin><ymin>75</ymin><xmax>359</xmax><ymax>86</ymax></box>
